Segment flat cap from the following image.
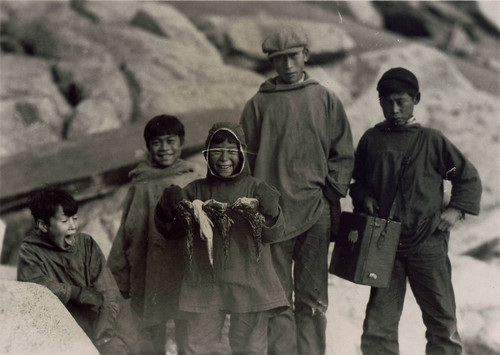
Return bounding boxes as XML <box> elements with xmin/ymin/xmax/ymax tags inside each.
<box><xmin>377</xmin><ymin>67</ymin><xmax>419</xmax><ymax>92</ymax></box>
<box><xmin>262</xmin><ymin>26</ymin><xmax>308</xmax><ymax>58</ymax></box>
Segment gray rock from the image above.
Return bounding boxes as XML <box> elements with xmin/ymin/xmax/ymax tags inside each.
<box><xmin>199</xmin><ymin>13</ymin><xmax>356</xmax><ymax>61</ymax></box>
<box><xmin>0</xmin><ymin>1</ymin><xmax>264</xmax><ymax>157</ymax></box>
<box><xmin>0</xmin><ymin>280</ymin><xmax>98</xmax><ymax>354</ymax></box>
<box><xmin>68</xmin><ymin>99</ymin><xmax>122</xmax><ymax>138</ymax></box>
<box><xmin>477</xmin><ymin>1</ymin><xmax>500</xmax><ymax>33</ymax></box>
<box><xmin>0</xmin><ymin>55</ymin><xmax>72</xmax><ymax>159</ymax></box>
<box><xmin>343</xmin><ymin>1</ymin><xmax>384</xmax><ymax>29</ymax></box>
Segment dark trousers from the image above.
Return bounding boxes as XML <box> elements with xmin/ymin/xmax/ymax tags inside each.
<box><xmin>268</xmin><ymin>204</ymin><xmax>331</xmax><ymax>355</ymax></box>
<box><xmin>361</xmin><ymin>230</ymin><xmax>462</xmax><ymax>355</ymax></box>
<box><xmin>176</xmin><ymin>311</ymin><xmax>269</xmax><ymax>355</ymax></box>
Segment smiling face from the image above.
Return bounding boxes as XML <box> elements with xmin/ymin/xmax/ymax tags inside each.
<box><xmin>208</xmin><ymin>139</ymin><xmax>241</xmax><ymax>178</ymax></box>
<box><xmin>148</xmin><ymin>134</ymin><xmax>182</xmax><ymax>168</ymax></box>
<box><xmin>271</xmin><ymin>48</ymin><xmax>309</xmax><ymax>85</ymax></box>
<box><xmin>379</xmin><ymin>92</ymin><xmax>420</xmax><ymax>126</ymax></box>
<box><xmin>38</xmin><ymin>205</ymin><xmax>78</xmax><ymax>251</ymax></box>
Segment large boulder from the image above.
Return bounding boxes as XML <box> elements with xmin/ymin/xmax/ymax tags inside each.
<box><xmin>0</xmin><ymin>55</ymin><xmax>72</xmax><ymax>159</ymax></box>
<box><xmin>75</xmin><ymin>1</ymin><xmax>264</xmax><ymax>121</ymax></box>
<box><xmin>198</xmin><ymin>13</ymin><xmax>356</xmax><ymax>71</ymax></box>
<box><xmin>0</xmin><ymin>280</ymin><xmax>98</xmax><ymax>354</ymax></box>
<box><xmin>0</xmin><ymin>1</ymin><xmax>265</xmax><ymax>158</ymax></box>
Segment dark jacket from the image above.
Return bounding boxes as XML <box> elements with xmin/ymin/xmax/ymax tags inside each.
<box><xmin>350</xmin><ymin>122</ymin><xmax>482</xmax><ymax>252</ymax></box>
<box><xmin>18</xmin><ymin>230</ymin><xmax>120</xmax><ymax>340</ymax></box>
<box><xmin>240</xmin><ymin>72</ymin><xmax>355</xmax><ymax>239</ymax></box>
<box><xmin>107</xmin><ymin>158</ymin><xmax>203</xmax><ymax>325</ymax></box>
<box><xmin>155</xmin><ymin>122</ymin><xmax>289</xmax><ymax>313</ymax></box>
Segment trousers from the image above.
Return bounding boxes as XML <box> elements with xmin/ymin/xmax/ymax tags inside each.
<box><xmin>361</xmin><ymin>230</ymin><xmax>462</xmax><ymax>355</ymax></box>
<box><xmin>176</xmin><ymin>311</ymin><xmax>269</xmax><ymax>355</ymax></box>
<box><xmin>268</xmin><ymin>204</ymin><xmax>331</xmax><ymax>355</ymax></box>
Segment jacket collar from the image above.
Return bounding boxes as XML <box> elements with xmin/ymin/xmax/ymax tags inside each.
<box><xmin>258</xmin><ymin>71</ymin><xmax>318</xmax><ymax>93</ymax></box>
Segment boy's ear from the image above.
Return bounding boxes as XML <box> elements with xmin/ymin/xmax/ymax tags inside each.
<box><xmin>36</xmin><ymin>219</ymin><xmax>48</xmax><ymax>233</ymax></box>
<box><xmin>414</xmin><ymin>92</ymin><xmax>421</xmax><ymax>105</ymax></box>
<box><xmin>303</xmin><ymin>48</ymin><xmax>309</xmax><ymax>63</ymax></box>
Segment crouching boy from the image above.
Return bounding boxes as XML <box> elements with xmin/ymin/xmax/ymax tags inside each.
<box><xmin>17</xmin><ymin>188</ymin><xmax>128</xmax><ymax>354</ymax></box>
<box><xmin>154</xmin><ymin>122</ymin><xmax>289</xmax><ymax>354</ymax></box>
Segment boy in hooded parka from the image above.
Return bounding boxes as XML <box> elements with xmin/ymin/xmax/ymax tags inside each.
<box><xmin>17</xmin><ymin>188</ymin><xmax>127</xmax><ymax>354</ymax></box>
<box><xmin>155</xmin><ymin>122</ymin><xmax>288</xmax><ymax>354</ymax></box>
<box><xmin>107</xmin><ymin>114</ymin><xmax>204</xmax><ymax>353</ymax></box>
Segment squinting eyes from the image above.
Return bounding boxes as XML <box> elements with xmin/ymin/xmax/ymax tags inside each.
<box><xmin>204</xmin><ymin>149</ymin><xmax>239</xmax><ymax>156</ymax></box>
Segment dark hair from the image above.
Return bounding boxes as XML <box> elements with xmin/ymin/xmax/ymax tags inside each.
<box><xmin>29</xmin><ymin>188</ymin><xmax>78</xmax><ymax>224</ymax></box>
<box><xmin>209</xmin><ymin>130</ymin><xmax>240</xmax><ymax>146</ymax></box>
<box><xmin>143</xmin><ymin>114</ymin><xmax>185</xmax><ymax>147</ymax></box>
<box><xmin>377</xmin><ymin>81</ymin><xmax>418</xmax><ymax>99</ymax></box>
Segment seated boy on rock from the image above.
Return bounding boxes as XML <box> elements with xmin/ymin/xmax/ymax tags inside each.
<box><xmin>17</xmin><ymin>188</ymin><xmax>128</xmax><ymax>353</ymax></box>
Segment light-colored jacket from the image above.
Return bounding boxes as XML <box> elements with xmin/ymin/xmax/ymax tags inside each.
<box><xmin>241</xmin><ymin>72</ymin><xmax>355</xmax><ymax>239</ymax></box>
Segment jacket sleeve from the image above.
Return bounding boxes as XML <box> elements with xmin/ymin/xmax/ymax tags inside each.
<box><xmin>240</xmin><ymin>100</ymin><xmax>260</xmax><ymax>175</ymax></box>
<box><xmin>439</xmin><ymin>134</ymin><xmax>482</xmax><ymax>215</ymax></box>
<box><xmin>17</xmin><ymin>244</ymin><xmax>73</xmax><ymax>304</ymax></box>
<box><xmin>107</xmin><ymin>186</ymin><xmax>135</xmax><ymax>296</ymax></box>
<box><xmin>89</xmin><ymin>237</ymin><xmax>120</xmax><ymax>341</ymax></box>
<box><xmin>325</xmin><ymin>94</ymin><xmax>355</xmax><ymax>198</ymax></box>
<box><xmin>254</xmin><ymin>182</ymin><xmax>285</xmax><ymax>244</ymax></box>
<box><xmin>260</xmin><ymin>207</ymin><xmax>285</xmax><ymax>244</ymax></box>
<box><xmin>349</xmin><ymin>133</ymin><xmax>373</xmax><ymax>212</ymax></box>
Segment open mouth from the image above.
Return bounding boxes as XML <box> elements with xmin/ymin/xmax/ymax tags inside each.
<box><xmin>217</xmin><ymin>165</ymin><xmax>232</xmax><ymax>169</ymax></box>
<box><xmin>65</xmin><ymin>234</ymin><xmax>76</xmax><ymax>247</ymax></box>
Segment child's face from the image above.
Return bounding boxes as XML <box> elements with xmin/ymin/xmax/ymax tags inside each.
<box><xmin>379</xmin><ymin>92</ymin><xmax>420</xmax><ymax>126</ymax></box>
<box><xmin>271</xmin><ymin>49</ymin><xmax>309</xmax><ymax>84</ymax></box>
<box><xmin>148</xmin><ymin>134</ymin><xmax>182</xmax><ymax>168</ymax></box>
<box><xmin>39</xmin><ymin>205</ymin><xmax>78</xmax><ymax>251</ymax></box>
<box><xmin>208</xmin><ymin>140</ymin><xmax>240</xmax><ymax>178</ymax></box>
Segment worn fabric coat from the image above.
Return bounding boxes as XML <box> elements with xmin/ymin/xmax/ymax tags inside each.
<box><xmin>155</xmin><ymin>122</ymin><xmax>289</xmax><ymax>314</ymax></box>
<box><xmin>17</xmin><ymin>230</ymin><xmax>120</xmax><ymax>340</ymax></box>
<box><xmin>350</xmin><ymin>121</ymin><xmax>482</xmax><ymax>252</ymax></box>
<box><xmin>107</xmin><ymin>158</ymin><xmax>204</xmax><ymax>326</ymax></box>
<box><xmin>240</xmin><ymin>72</ymin><xmax>354</xmax><ymax>239</ymax></box>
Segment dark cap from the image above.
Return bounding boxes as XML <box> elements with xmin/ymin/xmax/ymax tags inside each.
<box><xmin>377</xmin><ymin>67</ymin><xmax>419</xmax><ymax>92</ymax></box>
<box><xmin>262</xmin><ymin>26</ymin><xmax>308</xmax><ymax>58</ymax></box>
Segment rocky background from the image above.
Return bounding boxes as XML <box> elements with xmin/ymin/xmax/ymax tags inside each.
<box><xmin>0</xmin><ymin>1</ymin><xmax>499</xmax><ymax>354</ymax></box>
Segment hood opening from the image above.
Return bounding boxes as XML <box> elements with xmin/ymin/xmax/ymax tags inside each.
<box><xmin>204</xmin><ymin>124</ymin><xmax>247</xmax><ymax>180</ymax></box>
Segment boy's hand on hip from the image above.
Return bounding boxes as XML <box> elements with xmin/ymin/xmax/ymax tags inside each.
<box><xmin>363</xmin><ymin>196</ymin><xmax>379</xmax><ymax>216</ymax></box>
<box><xmin>438</xmin><ymin>207</ymin><xmax>463</xmax><ymax>232</ymax></box>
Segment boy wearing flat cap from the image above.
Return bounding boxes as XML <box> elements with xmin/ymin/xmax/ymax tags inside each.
<box><xmin>350</xmin><ymin>67</ymin><xmax>482</xmax><ymax>354</ymax></box>
<box><xmin>240</xmin><ymin>26</ymin><xmax>355</xmax><ymax>355</ymax></box>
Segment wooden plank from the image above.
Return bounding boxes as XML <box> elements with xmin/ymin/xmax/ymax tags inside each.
<box><xmin>0</xmin><ymin>108</ymin><xmax>241</xmax><ymax>213</ymax></box>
